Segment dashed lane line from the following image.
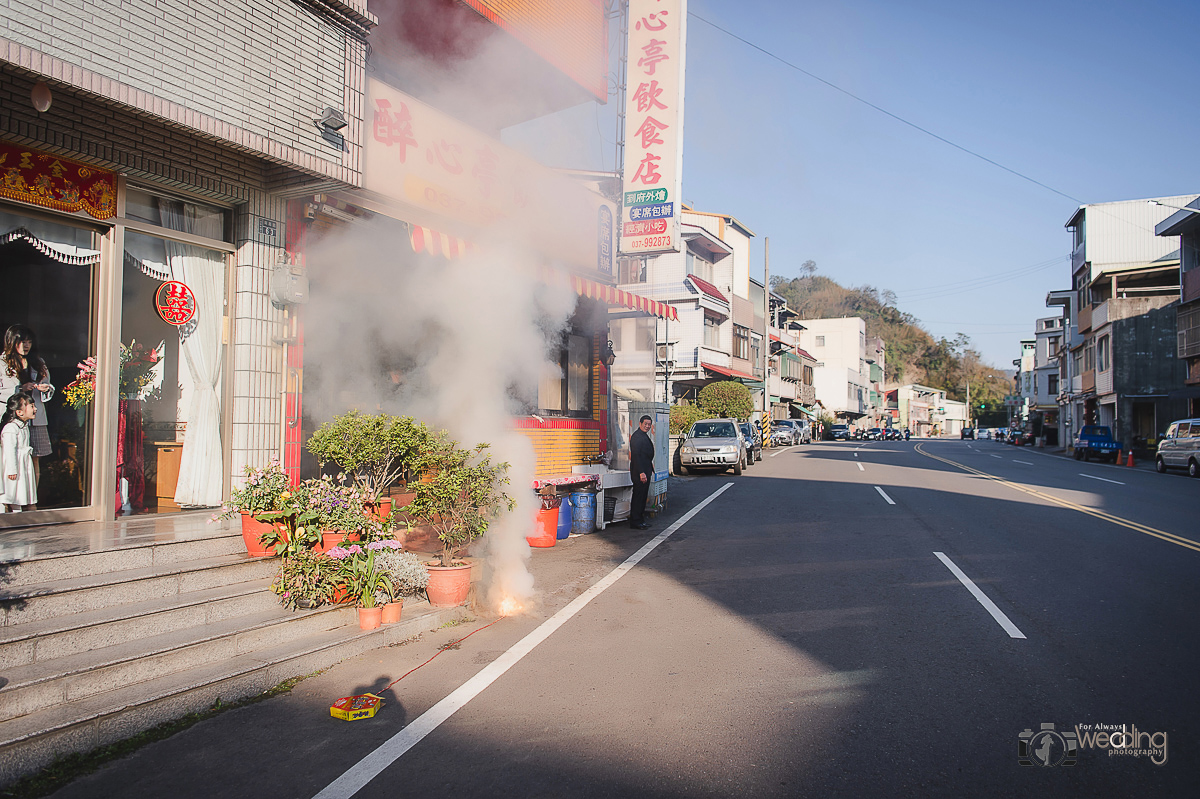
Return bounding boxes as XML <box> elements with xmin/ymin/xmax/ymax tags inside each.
<box><xmin>875</xmin><ymin>486</ymin><xmax>895</xmax><ymax>505</ymax></box>
<box><xmin>1080</xmin><ymin>473</ymin><xmax>1125</xmax><ymax>486</ymax></box>
<box><xmin>934</xmin><ymin>552</ymin><xmax>1026</xmax><ymax>639</ymax></box>
<box><xmin>915</xmin><ymin>443</ymin><xmax>1200</xmax><ymax>554</ymax></box>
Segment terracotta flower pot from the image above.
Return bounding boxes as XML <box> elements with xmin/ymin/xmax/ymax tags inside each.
<box><xmin>319</xmin><ymin>531</ymin><xmax>361</xmax><ymax>552</ymax></box>
<box><xmin>358</xmin><ymin>606</ymin><xmax>382</xmax><ymax>630</ymax></box>
<box><xmin>367</xmin><ymin>498</ymin><xmax>394</xmax><ymax>522</ymax></box>
<box><xmin>240</xmin><ymin>513</ymin><xmax>277</xmax><ymax>557</ymax></box>
<box><xmin>425</xmin><ymin>563</ymin><xmax>473</xmax><ymax>607</ymax></box>
<box><xmin>381</xmin><ymin>601</ymin><xmax>403</xmax><ymax>624</ymax></box>
<box><xmin>331</xmin><ymin>584</ymin><xmax>353</xmax><ymax>605</ymax></box>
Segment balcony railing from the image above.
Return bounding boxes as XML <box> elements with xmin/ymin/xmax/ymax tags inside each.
<box><xmin>1091</xmin><ymin>301</ymin><xmax>1108</xmax><ymax>329</ymax></box>
<box><xmin>1082</xmin><ymin>369</ymin><xmax>1095</xmax><ymax>393</ymax></box>
<box><xmin>1185</xmin><ymin>268</ymin><xmax>1200</xmax><ymax>306</ymax></box>
<box><xmin>1179</xmin><ymin>304</ymin><xmax>1200</xmax><ymax>359</ymax></box>
<box><xmin>1077</xmin><ymin>305</ymin><xmax>1092</xmax><ymax>333</ymax></box>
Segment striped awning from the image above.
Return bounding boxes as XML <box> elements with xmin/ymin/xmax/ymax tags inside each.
<box><xmin>409</xmin><ymin>225</ymin><xmax>474</xmax><ymax>259</ymax></box>
<box><xmin>542</xmin><ymin>268</ymin><xmax>678</xmax><ymax>321</ymax></box>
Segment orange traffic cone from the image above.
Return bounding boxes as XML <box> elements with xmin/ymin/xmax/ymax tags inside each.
<box><xmin>1126</xmin><ymin>451</ymin><xmax>1135</xmax><ymax>468</ymax></box>
<box><xmin>1115</xmin><ymin>449</ymin><xmax>1122</xmax><ymax>464</ymax></box>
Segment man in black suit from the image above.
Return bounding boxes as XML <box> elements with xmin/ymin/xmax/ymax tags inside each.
<box><xmin>629</xmin><ymin>415</ymin><xmax>654</xmax><ymax>530</ymax></box>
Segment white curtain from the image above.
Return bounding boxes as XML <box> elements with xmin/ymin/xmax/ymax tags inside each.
<box><xmin>158</xmin><ymin>200</ymin><xmax>225</xmax><ymax>507</ymax></box>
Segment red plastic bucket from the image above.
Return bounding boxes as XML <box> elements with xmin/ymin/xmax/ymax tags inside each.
<box><xmin>527</xmin><ymin>506</ymin><xmax>559</xmax><ymax>547</ymax></box>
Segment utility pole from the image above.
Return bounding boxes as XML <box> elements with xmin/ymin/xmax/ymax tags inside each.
<box><xmin>762</xmin><ymin>237</ymin><xmax>770</xmax><ymax>441</ymax></box>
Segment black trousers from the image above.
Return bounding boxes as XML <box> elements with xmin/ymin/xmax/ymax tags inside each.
<box><xmin>630</xmin><ymin>474</ymin><xmax>650</xmax><ymax>524</ymax></box>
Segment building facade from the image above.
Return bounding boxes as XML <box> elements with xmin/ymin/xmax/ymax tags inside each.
<box><xmin>1155</xmin><ymin>196</ymin><xmax>1200</xmax><ymax>418</ymax></box>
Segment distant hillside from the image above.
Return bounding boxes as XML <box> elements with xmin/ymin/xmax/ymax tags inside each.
<box><xmin>771</xmin><ymin>262</ymin><xmax>1009</xmax><ymax>409</ymax></box>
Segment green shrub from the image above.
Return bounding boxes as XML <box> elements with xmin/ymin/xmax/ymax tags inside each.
<box><xmin>698</xmin><ymin>380</ymin><xmax>754</xmax><ymax>420</ymax></box>
<box><xmin>669</xmin><ymin>404</ymin><xmax>706</xmax><ymax>435</ymax></box>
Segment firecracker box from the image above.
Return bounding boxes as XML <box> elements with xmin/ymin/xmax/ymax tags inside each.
<box><xmin>330</xmin><ymin>693</ymin><xmax>382</xmax><ymax>721</ymax></box>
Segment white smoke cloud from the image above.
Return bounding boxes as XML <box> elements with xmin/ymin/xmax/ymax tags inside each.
<box><xmin>302</xmin><ymin>218</ymin><xmax>578</xmax><ymax>611</ymax></box>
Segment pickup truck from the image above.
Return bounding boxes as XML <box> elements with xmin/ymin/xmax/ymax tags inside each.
<box><xmin>1072</xmin><ymin>425</ymin><xmax>1123</xmax><ymax>462</ymax></box>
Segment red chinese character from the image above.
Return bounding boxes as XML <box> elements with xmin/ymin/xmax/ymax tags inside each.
<box><xmin>373</xmin><ymin>100</ymin><xmax>417</xmax><ymax>163</ymax></box>
<box><xmin>426</xmin><ymin>139</ymin><xmax>463</xmax><ymax>175</ymax></box>
<box><xmin>637</xmin><ymin>39</ymin><xmax>670</xmax><ymax>75</ymax></box>
<box><xmin>155</xmin><ymin>282</ymin><xmax>197</xmax><ymax>326</ymax></box>
<box><xmin>472</xmin><ymin>146</ymin><xmax>499</xmax><ymax>197</ymax></box>
<box><xmin>632</xmin><ymin>80</ymin><xmax>668</xmax><ymax>114</ymax></box>
<box><xmin>634</xmin><ymin>116</ymin><xmax>669</xmax><ymax>149</ymax></box>
<box><xmin>635</xmin><ymin>11</ymin><xmax>669</xmax><ymax>32</ymax></box>
<box><xmin>632</xmin><ymin>152</ymin><xmax>662</xmax><ymax>186</ymax></box>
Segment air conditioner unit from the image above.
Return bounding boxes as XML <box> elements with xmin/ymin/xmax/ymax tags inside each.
<box><xmin>656</xmin><ymin>343</ymin><xmax>674</xmax><ymax>365</ymax></box>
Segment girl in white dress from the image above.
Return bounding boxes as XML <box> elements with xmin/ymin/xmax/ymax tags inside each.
<box><xmin>2</xmin><ymin>391</ymin><xmax>37</xmax><ymax>511</ymax></box>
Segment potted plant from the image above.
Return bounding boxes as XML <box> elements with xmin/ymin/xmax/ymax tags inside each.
<box><xmin>271</xmin><ymin>548</ymin><xmax>337</xmax><ymax>610</ymax></box>
<box><xmin>406</xmin><ymin>436</ymin><xmax>514</xmax><ymax>607</ymax></box>
<box><xmin>307</xmin><ymin>411</ymin><xmax>432</xmax><ymax>516</ymax></box>
<box><xmin>329</xmin><ymin>543</ymin><xmax>393</xmax><ymax>630</ymax></box>
<box><xmin>296</xmin><ymin>475</ymin><xmax>385</xmax><ymax>551</ymax></box>
<box><xmin>213</xmin><ymin>460</ymin><xmax>292</xmax><ymax>556</ymax></box>
<box><xmin>373</xmin><ymin>545</ymin><xmax>429</xmax><ymax>623</ymax></box>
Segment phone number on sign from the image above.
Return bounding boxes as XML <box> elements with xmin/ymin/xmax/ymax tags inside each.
<box><xmin>627</xmin><ymin>236</ymin><xmax>672</xmax><ymax>250</ymax></box>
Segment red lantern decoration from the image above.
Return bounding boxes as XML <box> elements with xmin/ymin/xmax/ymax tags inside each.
<box><xmin>155</xmin><ymin>281</ymin><xmax>197</xmax><ymax>326</ymax></box>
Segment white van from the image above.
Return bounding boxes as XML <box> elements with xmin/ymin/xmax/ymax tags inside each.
<box><xmin>1155</xmin><ymin>418</ymin><xmax>1200</xmax><ymax>477</ymax></box>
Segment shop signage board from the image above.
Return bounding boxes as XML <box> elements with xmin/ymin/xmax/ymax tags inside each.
<box><xmin>365</xmin><ymin>79</ymin><xmax>616</xmax><ymax>275</ymax></box>
<box><xmin>619</xmin><ymin>0</ymin><xmax>687</xmax><ymax>256</ymax></box>
<box><xmin>0</xmin><ymin>140</ymin><xmax>116</xmax><ymax>220</ymax></box>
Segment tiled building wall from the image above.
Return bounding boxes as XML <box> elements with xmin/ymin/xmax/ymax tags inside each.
<box><xmin>1</xmin><ymin>65</ymin><xmax>290</xmax><ymax>485</ymax></box>
<box><xmin>0</xmin><ymin>0</ymin><xmax>362</xmax><ymax>184</ymax></box>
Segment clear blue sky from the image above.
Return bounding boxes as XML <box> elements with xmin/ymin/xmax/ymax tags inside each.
<box><xmin>504</xmin><ymin>0</ymin><xmax>1200</xmax><ymax>368</ymax></box>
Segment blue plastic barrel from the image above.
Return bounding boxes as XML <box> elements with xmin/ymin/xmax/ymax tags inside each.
<box><xmin>557</xmin><ymin>495</ymin><xmax>574</xmax><ymax>539</ymax></box>
<box><xmin>570</xmin><ymin>491</ymin><xmax>596</xmax><ymax>534</ymax></box>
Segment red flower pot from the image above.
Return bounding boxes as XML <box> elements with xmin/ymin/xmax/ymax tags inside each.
<box><xmin>366</xmin><ymin>498</ymin><xmax>394</xmax><ymax>522</ymax></box>
<box><xmin>240</xmin><ymin>514</ymin><xmax>277</xmax><ymax>557</ymax></box>
<box><xmin>331</xmin><ymin>584</ymin><xmax>353</xmax><ymax>605</ymax></box>
<box><xmin>425</xmin><ymin>563</ymin><xmax>473</xmax><ymax>607</ymax></box>
<box><xmin>526</xmin><ymin>506</ymin><xmax>559</xmax><ymax>548</ymax></box>
<box><xmin>381</xmin><ymin>601</ymin><xmax>403</xmax><ymax>624</ymax></box>
<box><xmin>318</xmin><ymin>531</ymin><xmax>361</xmax><ymax>553</ymax></box>
<box><xmin>358</xmin><ymin>607</ymin><xmax>382</xmax><ymax>630</ymax></box>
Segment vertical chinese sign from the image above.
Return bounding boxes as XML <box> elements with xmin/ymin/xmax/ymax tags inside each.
<box><xmin>619</xmin><ymin>0</ymin><xmax>687</xmax><ymax>256</ymax></box>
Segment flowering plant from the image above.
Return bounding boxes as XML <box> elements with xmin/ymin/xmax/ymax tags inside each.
<box><xmin>215</xmin><ymin>460</ymin><xmax>292</xmax><ymax>519</ymax></box>
<box><xmin>64</xmin><ymin>356</ymin><xmax>97</xmax><ymax>409</ymax></box>
<box><xmin>301</xmin><ymin>475</ymin><xmax>382</xmax><ymax>536</ymax></box>
<box><xmin>271</xmin><ymin>548</ymin><xmax>337</xmax><ymax>610</ymax></box>
<box><xmin>119</xmin><ymin>340</ymin><xmax>159</xmax><ymax>396</ymax></box>
<box><xmin>328</xmin><ymin>540</ymin><xmax>401</xmax><ymax>608</ymax></box>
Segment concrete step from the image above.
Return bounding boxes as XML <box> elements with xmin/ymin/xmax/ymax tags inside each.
<box><xmin>0</xmin><ymin>554</ymin><xmax>278</xmax><ymax>626</ymax></box>
<box><xmin>1</xmin><ymin>530</ymin><xmax>248</xmax><ymax>585</ymax></box>
<box><xmin>0</xmin><ymin>603</ymin><xmax>357</xmax><ymax>722</ymax></box>
<box><xmin>0</xmin><ymin>580</ymin><xmax>280</xmax><ymax>670</ymax></box>
<box><xmin>0</xmin><ymin>599</ymin><xmax>469</xmax><ymax>787</ymax></box>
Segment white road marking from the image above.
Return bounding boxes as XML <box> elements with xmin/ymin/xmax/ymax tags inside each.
<box><xmin>857</xmin><ymin>462</ymin><xmax>864</xmax><ymax>471</ymax></box>
<box><xmin>1080</xmin><ymin>473</ymin><xmax>1125</xmax><ymax>486</ymax></box>
<box><xmin>874</xmin><ymin>486</ymin><xmax>895</xmax><ymax>505</ymax></box>
<box><xmin>934</xmin><ymin>552</ymin><xmax>1026</xmax><ymax>639</ymax></box>
<box><xmin>1013</xmin><ymin>460</ymin><xmax>1033</xmax><ymax>465</ymax></box>
<box><xmin>990</xmin><ymin>454</ymin><xmax>1003</xmax><ymax>459</ymax></box>
<box><xmin>313</xmin><ymin>483</ymin><xmax>736</xmax><ymax>799</ymax></box>
<box><xmin>854</xmin><ymin>452</ymin><xmax>858</xmax><ymax>458</ymax></box>
<box><xmin>770</xmin><ymin>446</ymin><xmax>792</xmax><ymax>458</ymax></box>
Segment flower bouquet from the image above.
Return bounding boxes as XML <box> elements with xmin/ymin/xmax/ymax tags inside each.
<box><xmin>119</xmin><ymin>340</ymin><xmax>159</xmax><ymax>397</ymax></box>
<box><xmin>63</xmin><ymin>356</ymin><xmax>97</xmax><ymax>409</ymax></box>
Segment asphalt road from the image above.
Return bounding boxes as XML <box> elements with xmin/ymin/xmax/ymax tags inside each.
<box><xmin>52</xmin><ymin>438</ymin><xmax>1200</xmax><ymax>798</ymax></box>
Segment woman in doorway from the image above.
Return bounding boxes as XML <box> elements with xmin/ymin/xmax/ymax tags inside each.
<box><xmin>0</xmin><ymin>325</ymin><xmax>55</xmax><ymax>478</ymax></box>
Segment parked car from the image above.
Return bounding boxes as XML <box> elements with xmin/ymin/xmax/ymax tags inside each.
<box><xmin>770</xmin><ymin>421</ymin><xmax>796</xmax><ymax>446</ymax></box>
<box><xmin>1156</xmin><ymin>418</ymin><xmax>1200</xmax><ymax>477</ymax></box>
<box><xmin>961</xmin><ymin>427</ymin><xmax>975</xmax><ymax>440</ymax></box>
<box><xmin>739</xmin><ymin>421</ymin><xmax>763</xmax><ymax>464</ymax></box>
<box><xmin>680</xmin><ymin>419</ymin><xmax>747</xmax><ymax>475</ymax></box>
<box><xmin>866</xmin><ymin>427</ymin><xmax>885</xmax><ymax>440</ymax></box>
<box><xmin>885</xmin><ymin>428</ymin><xmax>902</xmax><ymax>440</ymax></box>
<box><xmin>1072</xmin><ymin>425</ymin><xmax>1122</xmax><ymax>462</ymax></box>
<box><xmin>791</xmin><ymin>419</ymin><xmax>813</xmax><ymax>444</ymax></box>
<box><xmin>830</xmin><ymin>424</ymin><xmax>851</xmax><ymax>441</ymax></box>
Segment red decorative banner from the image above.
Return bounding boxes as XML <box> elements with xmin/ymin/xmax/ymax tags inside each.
<box><xmin>0</xmin><ymin>141</ymin><xmax>116</xmax><ymax>220</ymax></box>
<box><xmin>155</xmin><ymin>281</ymin><xmax>197</xmax><ymax>326</ymax></box>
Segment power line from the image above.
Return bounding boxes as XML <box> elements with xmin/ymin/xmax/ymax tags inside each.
<box><xmin>689</xmin><ymin>12</ymin><xmax>1085</xmax><ymax>206</ymax></box>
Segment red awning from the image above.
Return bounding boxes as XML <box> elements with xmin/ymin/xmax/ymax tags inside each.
<box><xmin>409</xmin><ymin>225</ymin><xmax>474</xmax><ymax>259</ymax></box>
<box><xmin>702</xmin><ymin>361</ymin><xmax>758</xmax><ymax>381</ymax></box>
<box><xmin>687</xmin><ymin>275</ymin><xmax>728</xmax><ymax>303</ymax></box>
<box><xmin>542</xmin><ymin>268</ymin><xmax>678</xmax><ymax>321</ymax></box>
<box><xmin>795</xmin><ymin>348</ymin><xmax>815</xmax><ymax>360</ymax></box>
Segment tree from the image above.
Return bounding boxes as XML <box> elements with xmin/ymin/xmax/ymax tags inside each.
<box><xmin>697</xmin><ymin>380</ymin><xmax>754</xmax><ymax>420</ymax></box>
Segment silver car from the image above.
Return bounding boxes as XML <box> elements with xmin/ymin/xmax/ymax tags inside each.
<box><xmin>1156</xmin><ymin>418</ymin><xmax>1200</xmax><ymax>477</ymax></box>
<box><xmin>680</xmin><ymin>418</ymin><xmax>746</xmax><ymax>475</ymax></box>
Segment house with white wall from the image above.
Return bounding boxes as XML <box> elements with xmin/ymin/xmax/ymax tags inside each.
<box><xmin>796</xmin><ymin>317</ymin><xmax>869</xmax><ymax>426</ymax></box>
